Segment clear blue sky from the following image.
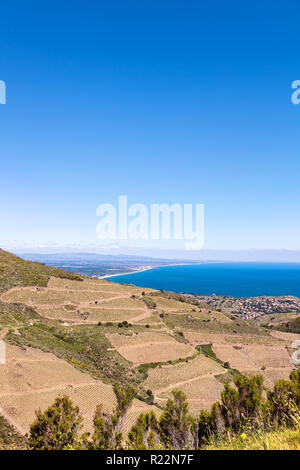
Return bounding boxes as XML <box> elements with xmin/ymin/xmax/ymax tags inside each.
<box><xmin>0</xmin><ymin>1</ymin><xmax>300</xmax><ymax>253</ymax></box>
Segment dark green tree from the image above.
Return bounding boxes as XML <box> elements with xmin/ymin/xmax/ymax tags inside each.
<box><xmin>158</xmin><ymin>390</ymin><xmax>194</xmax><ymax>449</ymax></box>
<box><xmin>267</xmin><ymin>370</ymin><xmax>300</xmax><ymax>426</ymax></box>
<box><xmin>194</xmin><ymin>408</ymin><xmax>217</xmax><ymax>448</ymax></box>
<box><xmin>91</xmin><ymin>382</ymin><xmax>136</xmax><ymax>450</ymax></box>
<box><xmin>127</xmin><ymin>411</ymin><xmax>159</xmax><ymax>449</ymax></box>
<box><xmin>218</xmin><ymin>374</ymin><xmax>264</xmax><ymax>431</ymax></box>
<box><xmin>28</xmin><ymin>396</ymin><xmax>83</xmax><ymax>450</ymax></box>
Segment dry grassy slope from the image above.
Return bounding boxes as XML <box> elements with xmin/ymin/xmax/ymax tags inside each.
<box><xmin>0</xmin><ymin>414</ymin><xmax>27</xmax><ymax>450</ymax></box>
<box><xmin>0</xmin><ymin>248</ymin><xmax>83</xmax><ymax>294</ymax></box>
<box><xmin>0</xmin><ymin>248</ymin><xmax>84</xmax><ymax>328</ymax></box>
<box><xmin>272</xmin><ymin>316</ymin><xmax>300</xmax><ymax>334</ymax></box>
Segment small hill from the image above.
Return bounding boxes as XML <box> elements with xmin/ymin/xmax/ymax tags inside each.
<box><xmin>0</xmin><ymin>249</ymin><xmax>82</xmax><ymax>294</ymax></box>
<box><xmin>276</xmin><ymin>316</ymin><xmax>300</xmax><ymax>334</ymax></box>
<box><xmin>254</xmin><ymin>311</ymin><xmax>300</xmax><ymax>334</ymax></box>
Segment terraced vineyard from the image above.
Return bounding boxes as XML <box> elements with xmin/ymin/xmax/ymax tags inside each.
<box><xmin>0</xmin><ymin>343</ymin><xmax>158</xmax><ymax>435</ymax></box>
<box><xmin>0</xmin><ymin>249</ymin><xmax>298</xmax><ymax>447</ymax></box>
<box><xmin>144</xmin><ymin>354</ymin><xmax>224</xmax><ymax>392</ymax></box>
<box><xmin>107</xmin><ymin>331</ymin><xmax>195</xmax><ymax>364</ymax></box>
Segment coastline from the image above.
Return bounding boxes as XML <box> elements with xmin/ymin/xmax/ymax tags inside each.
<box><xmin>99</xmin><ymin>265</ymin><xmax>157</xmax><ymax>279</ymax></box>
<box><xmin>99</xmin><ymin>261</ymin><xmax>215</xmax><ymax>280</ymax></box>
<box><xmin>99</xmin><ymin>262</ymin><xmax>300</xmax><ymax>298</ymax></box>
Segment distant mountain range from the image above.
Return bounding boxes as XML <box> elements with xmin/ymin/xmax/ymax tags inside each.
<box><xmin>12</xmin><ymin>249</ymin><xmax>300</xmax><ymax>278</ymax></box>
<box><xmin>17</xmin><ymin>252</ymin><xmax>206</xmax><ymax>277</ymax></box>
<box><xmin>10</xmin><ymin>247</ymin><xmax>300</xmax><ymax>262</ymax></box>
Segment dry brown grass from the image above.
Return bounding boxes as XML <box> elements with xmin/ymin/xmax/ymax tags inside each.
<box><xmin>117</xmin><ymin>343</ymin><xmax>194</xmax><ymax>364</ymax></box>
<box><xmin>183</xmin><ymin>331</ymin><xmax>227</xmax><ymax>345</ymax></box>
<box><xmin>183</xmin><ymin>330</ymin><xmax>294</xmax><ymax>385</ymax></box>
<box><xmin>47</xmin><ymin>276</ymin><xmax>150</xmax><ymax>295</ymax></box>
<box><xmin>1</xmin><ymin>287</ymin><xmax>120</xmax><ymax>305</ymax></box>
<box><xmin>159</xmin><ymin>376</ymin><xmax>224</xmax><ymax>412</ymax></box>
<box><xmin>243</xmin><ymin>344</ymin><xmax>292</xmax><ymax>368</ymax></box>
<box><xmin>171</xmin><ymin>310</ymin><xmax>211</xmax><ymax>319</ymax></box>
<box><xmin>0</xmin><ymin>384</ymin><xmax>159</xmax><ymax>435</ymax></box>
<box><xmin>212</xmin><ymin>344</ymin><xmax>258</xmax><ymax>370</ymax></box>
<box><xmin>212</xmin><ymin>342</ymin><xmax>295</xmax><ymax>388</ymax></box>
<box><xmin>0</xmin><ymin>384</ymin><xmax>114</xmax><ymax>434</ymax></box>
<box><xmin>1</xmin><ymin>275</ymin><xmax>151</xmax><ymax>325</ymax></box>
<box><xmin>152</xmin><ymin>296</ymin><xmax>195</xmax><ymax>310</ymax></box>
<box><xmin>107</xmin><ymin>331</ymin><xmax>171</xmax><ymax>347</ymax></box>
<box><xmin>0</xmin><ymin>360</ymin><xmax>96</xmax><ymax>394</ymax></box>
<box><xmin>144</xmin><ymin>354</ymin><xmax>224</xmax><ymax>392</ymax></box>
<box><xmin>270</xmin><ymin>330</ymin><xmax>300</xmax><ymax>342</ymax></box>
<box><xmin>263</xmin><ymin>367</ymin><xmax>295</xmax><ymax>383</ymax></box>
<box><xmin>183</xmin><ymin>330</ymin><xmax>278</xmax><ymax>346</ymax></box>
<box><xmin>0</xmin><ymin>343</ymin><xmax>160</xmax><ymax>435</ymax></box>
<box><xmin>224</xmin><ymin>334</ymin><xmax>280</xmax><ymax>345</ymax></box>
<box><xmin>37</xmin><ymin>306</ymin><xmax>145</xmax><ymax>323</ymax></box>
<box><xmin>107</xmin><ymin>331</ymin><xmax>194</xmax><ymax>364</ymax></box>
<box><xmin>134</xmin><ymin>314</ymin><xmax>162</xmax><ymax>325</ymax></box>
<box><xmin>48</xmin><ymin>277</ymin><xmax>114</xmax><ymax>290</ymax></box>
<box><xmin>100</xmin><ymin>297</ymin><xmax>145</xmax><ymax>309</ymax></box>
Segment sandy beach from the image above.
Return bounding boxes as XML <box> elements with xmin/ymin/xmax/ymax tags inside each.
<box><xmin>99</xmin><ymin>263</ymin><xmax>197</xmax><ymax>280</ymax></box>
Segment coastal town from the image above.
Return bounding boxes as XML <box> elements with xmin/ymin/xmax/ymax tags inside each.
<box><xmin>194</xmin><ymin>294</ymin><xmax>300</xmax><ymax>319</ymax></box>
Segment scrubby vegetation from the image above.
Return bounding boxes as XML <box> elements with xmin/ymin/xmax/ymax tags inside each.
<box><xmin>164</xmin><ymin>312</ymin><xmax>267</xmax><ymax>336</ymax></box>
<box><xmin>5</xmin><ymin>323</ymin><xmax>145</xmax><ymax>387</ymax></box>
<box><xmin>0</xmin><ymin>249</ymin><xmax>82</xmax><ymax>294</ymax></box>
<box><xmin>153</xmin><ymin>290</ymin><xmax>202</xmax><ymax>307</ymax></box>
<box><xmin>28</xmin><ymin>396</ymin><xmax>84</xmax><ymax>450</ymax></box>
<box><xmin>277</xmin><ymin>316</ymin><xmax>300</xmax><ymax>334</ymax></box>
<box><xmin>26</xmin><ymin>371</ymin><xmax>300</xmax><ymax>450</ymax></box>
<box><xmin>0</xmin><ymin>415</ymin><xmax>27</xmax><ymax>450</ymax></box>
<box><xmin>206</xmin><ymin>426</ymin><xmax>300</xmax><ymax>450</ymax></box>
<box><xmin>0</xmin><ymin>300</ymin><xmax>41</xmax><ymax>327</ymax></box>
<box><xmin>142</xmin><ymin>296</ymin><xmax>157</xmax><ymax>309</ymax></box>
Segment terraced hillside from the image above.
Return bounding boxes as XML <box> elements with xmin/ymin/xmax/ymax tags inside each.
<box><xmin>255</xmin><ymin>311</ymin><xmax>300</xmax><ymax>334</ymax></box>
<box><xmin>0</xmin><ymin>249</ymin><xmax>298</xmax><ymax>448</ymax></box>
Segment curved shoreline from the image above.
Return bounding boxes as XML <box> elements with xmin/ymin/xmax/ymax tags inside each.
<box><xmin>100</xmin><ymin>261</ymin><xmax>224</xmax><ymax>280</ymax></box>
<box><xmin>99</xmin><ymin>263</ymin><xmax>198</xmax><ymax>280</ymax></box>
<box><xmin>99</xmin><ymin>262</ymin><xmax>300</xmax><ymax>298</ymax></box>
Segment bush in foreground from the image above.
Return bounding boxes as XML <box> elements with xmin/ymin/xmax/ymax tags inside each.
<box><xmin>27</xmin><ymin>370</ymin><xmax>300</xmax><ymax>450</ymax></box>
<box><xmin>28</xmin><ymin>396</ymin><xmax>83</xmax><ymax>450</ymax></box>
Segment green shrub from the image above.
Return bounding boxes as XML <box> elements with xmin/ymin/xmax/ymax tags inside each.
<box><xmin>28</xmin><ymin>396</ymin><xmax>83</xmax><ymax>450</ymax></box>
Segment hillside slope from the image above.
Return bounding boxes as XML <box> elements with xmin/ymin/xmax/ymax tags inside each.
<box><xmin>0</xmin><ymin>249</ymin><xmax>298</xmax><ymax>449</ymax></box>
<box><xmin>0</xmin><ymin>249</ymin><xmax>82</xmax><ymax>293</ymax></box>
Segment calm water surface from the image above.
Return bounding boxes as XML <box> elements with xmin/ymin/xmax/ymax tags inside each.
<box><xmin>104</xmin><ymin>262</ymin><xmax>300</xmax><ymax>297</ymax></box>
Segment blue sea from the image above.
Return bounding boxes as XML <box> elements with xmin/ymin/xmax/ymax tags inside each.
<box><xmin>104</xmin><ymin>262</ymin><xmax>300</xmax><ymax>297</ymax></box>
